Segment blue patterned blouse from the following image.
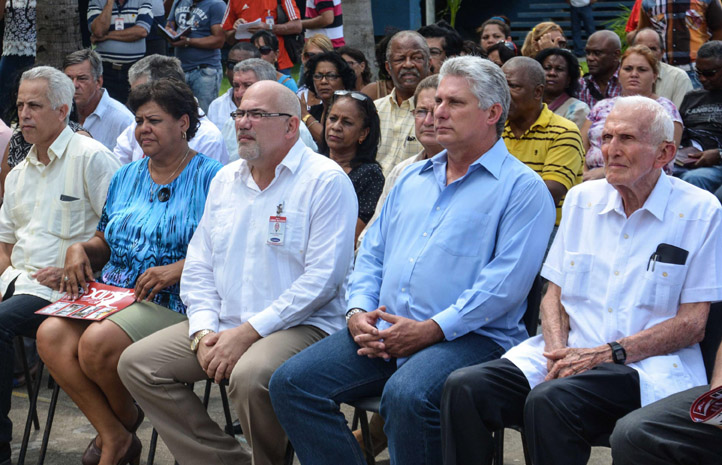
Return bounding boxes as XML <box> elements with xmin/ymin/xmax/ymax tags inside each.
<box><xmin>97</xmin><ymin>154</ymin><xmax>222</xmax><ymax>313</ymax></box>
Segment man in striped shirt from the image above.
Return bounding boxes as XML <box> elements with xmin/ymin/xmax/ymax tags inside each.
<box><xmin>501</xmin><ymin>57</ymin><xmax>584</xmax><ymax>231</ymax></box>
<box><xmin>302</xmin><ymin>0</ymin><xmax>344</xmax><ymax>48</ymax></box>
<box><xmin>87</xmin><ymin>0</ymin><xmax>153</xmax><ymax>104</ymax></box>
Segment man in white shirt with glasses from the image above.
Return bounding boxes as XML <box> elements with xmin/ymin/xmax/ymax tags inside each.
<box><xmin>119</xmin><ymin>80</ymin><xmax>357</xmax><ymax>465</ymax></box>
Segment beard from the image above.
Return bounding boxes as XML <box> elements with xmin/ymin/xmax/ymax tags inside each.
<box><xmin>237</xmin><ymin>130</ymin><xmax>261</xmax><ymax>161</ymax></box>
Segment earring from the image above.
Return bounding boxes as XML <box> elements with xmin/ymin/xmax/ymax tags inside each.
<box><xmin>181</xmin><ymin>131</ymin><xmax>186</xmax><ymax>140</ymax></box>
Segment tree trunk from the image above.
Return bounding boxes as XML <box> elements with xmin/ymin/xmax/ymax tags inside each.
<box><xmin>35</xmin><ymin>0</ymin><xmax>82</xmax><ymax>68</ymax></box>
<box><xmin>342</xmin><ymin>0</ymin><xmax>377</xmax><ymax>77</ymax></box>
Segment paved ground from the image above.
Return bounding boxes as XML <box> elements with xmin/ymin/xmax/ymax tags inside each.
<box><xmin>9</xmin><ymin>371</ymin><xmax>612</xmax><ymax>464</ymax></box>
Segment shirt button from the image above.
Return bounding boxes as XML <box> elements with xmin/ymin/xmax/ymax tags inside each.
<box><xmin>453</xmin><ymin>332</ymin><xmax>457</xmax><ymax>336</ymax></box>
<box><xmin>422</xmin><ymin>232</ymin><xmax>428</xmax><ymax>237</ymax></box>
<box><xmin>679</xmin><ymin>213</ymin><xmax>684</xmax><ymax>218</ymax></box>
<box><xmin>570</xmin><ymin>260</ymin><xmax>575</xmax><ymax>266</ymax></box>
<box><xmin>401</xmin><ymin>288</ymin><xmax>406</xmax><ymax>292</ymax></box>
<box><xmin>409</xmin><ymin>258</ymin><xmax>414</xmax><ymax>263</ymax></box>
<box><xmin>662</xmin><ymin>272</ymin><xmax>668</xmax><ymax>277</ymax></box>
<box><xmin>436</xmin><ymin>206</ymin><xmax>440</xmax><ymax>211</ymax></box>
<box><xmin>587</xmin><ymin>202</ymin><xmax>592</xmax><ymax>207</ymax></box>
<box><xmin>623</xmin><ymin>234</ymin><xmax>629</xmax><ymax>239</ymax></box>
<box><xmin>614</xmin><ymin>271</ymin><xmax>619</xmax><ymax>276</ymax></box>
<box><xmin>673</xmin><ymin>363</ymin><xmax>678</xmax><ymax>368</ymax></box>
<box><xmin>608</xmin><ymin>307</ymin><xmax>613</xmax><ymax>313</ymax></box>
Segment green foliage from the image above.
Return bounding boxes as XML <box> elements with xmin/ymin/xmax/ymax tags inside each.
<box><xmin>439</xmin><ymin>0</ymin><xmax>463</xmax><ymax>28</ymax></box>
<box><xmin>605</xmin><ymin>4</ymin><xmax>631</xmax><ymax>51</ymax></box>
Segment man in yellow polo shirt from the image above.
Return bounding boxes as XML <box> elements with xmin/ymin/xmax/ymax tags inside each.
<box><xmin>501</xmin><ymin>56</ymin><xmax>584</xmax><ymax>228</ymax></box>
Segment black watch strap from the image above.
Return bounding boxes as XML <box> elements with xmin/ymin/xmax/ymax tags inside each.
<box><xmin>608</xmin><ymin>341</ymin><xmax>627</xmax><ymax>364</ymax></box>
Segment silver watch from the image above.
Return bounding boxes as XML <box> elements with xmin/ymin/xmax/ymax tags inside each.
<box><xmin>345</xmin><ymin>308</ymin><xmax>366</xmax><ymax>323</ymax></box>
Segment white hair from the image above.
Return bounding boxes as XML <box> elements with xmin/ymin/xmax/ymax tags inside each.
<box><xmin>611</xmin><ymin>96</ymin><xmax>674</xmax><ymax>144</ymax></box>
<box><xmin>20</xmin><ymin>66</ymin><xmax>75</xmax><ymax>124</ymax></box>
<box><xmin>439</xmin><ymin>56</ymin><xmax>510</xmax><ymax>137</ymax></box>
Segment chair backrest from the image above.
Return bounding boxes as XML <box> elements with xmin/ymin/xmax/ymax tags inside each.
<box><xmin>701</xmin><ymin>302</ymin><xmax>722</xmax><ymax>381</ymax></box>
<box><xmin>523</xmin><ymin>275</ymin><xmax>543</xmax><ymax>338</ymax></box>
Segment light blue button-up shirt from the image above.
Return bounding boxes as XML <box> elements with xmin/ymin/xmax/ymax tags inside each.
<box><xmin>349</xmin><ymin>138</ymin><xmax>556</xmax><ymax>356</ymax></box>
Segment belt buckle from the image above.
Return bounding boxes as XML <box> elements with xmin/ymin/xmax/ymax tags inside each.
<box><xmin>112</xmin><ymin>63</ymin><xmax>123</xmax><ymax>70</ymax></box>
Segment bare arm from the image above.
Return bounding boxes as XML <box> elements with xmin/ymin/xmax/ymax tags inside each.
<box><xmin>301</xmin><ymin>10</ymin><xmax>333</xmax><ymax>29</ymax></box>
<box><xmin>273</xmin><ymin>19</ymin><xmax>302</xmax><ymax>35</ymax></box>
<box><xmin>172</xmin><ymin>24</ymin><xmax>224</xmax><ymax>49</ymax></box>
<box><xmin>673</xmin><ymin>121</ymin><xmax>683</xmax><ymax>149</ymax></box>
<box><xmin>0</xmin><ymin>0</ymin><xmax>7</xmax><ymax>21</ymax></box>
<box><xmin>540</xmin><ymin>282</ymin><xmax>569</xmax><ymax>353</ymax></box>
<box><xmin>101</xmin><ymin>25</ymin><xmax>149</xmax><ymax>42</ymax></box>
<box><xmin>545</xmin><ymin>180</ymin><xmax>568</xmax><ymax>207</ymax></box>
<box><xmin>90</xmin><ymin>0</ymin><xmax>115</xmax><ymax>37</ymax></box>
<box><xmin>580</xmin><ymin>118</ymin><xmax>592</xmax><ymax>153</ymax></box>
<box><xmin>546</xmin><ymin>301</ymin><xmax>709</xmax><ymax>379</ymax></box>
<box><xmin>0</xmin><ymin>242</ymin><xmax>13</xmax><ymax>298</ymax></box>
<box><xmin>0</xmin><ymin>142</ymin><xmax>11</xmax><ymax>194</ymax></box>
<box><xmin>710</xmin><ymin>342</ymin><xmax>722</xmax><ymax>389</ymax></box>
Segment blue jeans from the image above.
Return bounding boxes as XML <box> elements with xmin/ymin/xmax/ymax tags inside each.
<box><xmin>185</xmin><ymin>66</ymin><xmax>222</xmax><ymax>114</ymax></box>
<box><xmin>570</xmin><ymin>5</ymin><xmax>595</xmax><ymax>56</ymax></box>
<box><xmin>679</xmin><ymin>165</ymin><xmax>722</xmax><ymax>202</ymax></box>
<box><xmin>0</xmin><ymin>293</ymin><xmax>51</xmax><ymax>447</ymax></box>
<box><xmin>269</xmin><ymin>328</ymin><xmax>504</xmax><ymax>465</ymax></box>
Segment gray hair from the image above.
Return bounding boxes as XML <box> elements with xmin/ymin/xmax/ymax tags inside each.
<box><xmin>63</xmin><ymin>48</ymin><xmax>103</xmax><ymax>80</ymax></box>
<box><xmin>698</xmin><ymin>40</ymin><xmax>722</xmax><ymax>60</ymax></box>
<box><xmin>233</xmin><ymin>58</ymin><xmax>277</xmax><ymax>82</ymax></box>
<box><xmin>611</xmin><ymin>96</ymin><xmax>674</xmax><ymax>144</ymax></box>
<box><xmin>277</xmin><ymin>84</ymin><xmax>302</xmax><ymax>119</ymax></box>
<box><xmin>20</xmin><ymin>66</ymin><xmax>75</xmax><ymax>124</ymax></box>
<box><xmin>439</xmin><ymin>56</ymin><xmax>510</xmax><ymax>138</ymax></box>
<box><xmin>386</xmin><ymin>30</ymin><xmax>431</xmax><ymax>64</ymax></box>
<box><xmin>413</xmin><ymin>74</ymin><xmax>440</xmax><ymax>104</ymax></box>
<box><xmin>128</xmin><ymin>55</ymin><xmax>185</xmax><ymax>85</ymax></box>
<box><xmin>503</xmin><ymin>56</ymin><xmax>546</xmax><ymax>87</ymax></box>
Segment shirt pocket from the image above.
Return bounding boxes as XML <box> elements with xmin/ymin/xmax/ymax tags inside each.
<box><xmin>271</xmin><ymin>210</ymin><xmax>305</xmax><ymax>256</ymax></box>
<box><xmin>635</xmin><ymin>262</ymin><xmax>687</xmax><ymax>318</ymax></box>
<box><xmin>561</xmin><ymin>252</ymin><xmax>594</xmax><ymax>301</ymax></box>
<box><xmin>211</xmin><ymin>207</ymin><xmax>235</xmax><ymax>256</ymax></box>
<box><xmin>435</xmin><ymin>211</ymin><xmax>490</xmax><ymax>257</ymax></box>
<box><xmin>48</xmin><ymin>199</ymin><xmax>86</xmax><ymax>240</ymax></box>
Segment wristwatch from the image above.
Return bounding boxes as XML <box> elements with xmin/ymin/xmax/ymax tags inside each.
<box><xmin>345</xmin><ymin>308</ymin><xmax>366</xmax><ymax>323</ymax></box>
<box><xmin>607</xmin><ymin>341</ymin><xmax>627</xmax><ymax>364</ymax></box>
<box><xmin>190</xmin><ymin>329</ymin><xmax>214</xmax><ymax>352</ymax></box>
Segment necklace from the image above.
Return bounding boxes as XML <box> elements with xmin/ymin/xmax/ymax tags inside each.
<box><xmin>149</xmin><ymin>147</ymin><xmax>191</xmax><ymax>202</ymax></box>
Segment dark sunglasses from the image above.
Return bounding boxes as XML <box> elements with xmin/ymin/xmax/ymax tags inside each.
<box><xmin>259</xmin><ymin>46</ymin><xmax>274</xmax><ymax>55</ymax></box>
<box><xmin>696</xmin><ymin>68</ymin><xmax>719</xmax><ymax>78</ymax></box>
<box><xmin>225</xmin><ymin>59</ymin><xmax>239</xmax><ymax>70</ymax></box>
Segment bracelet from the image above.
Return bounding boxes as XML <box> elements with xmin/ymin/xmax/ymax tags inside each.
<box><xmin>345</xmin><ymin>308</ymin><xmax>366</xmax><ymax>323</ymax></box>
<box><xmin>307</xmin><ymin>119</ymin><xmax>319</xmax><ymax>129</ymax></box>
<box><xmin>185</xmin><ymin>37</ymin><xmax>190</xmax><ymax>48</ymax></box>
<box><xmin>302</xmin><ymin>114</ymin><xmax>312</xmax><ymax>124</ymax></box>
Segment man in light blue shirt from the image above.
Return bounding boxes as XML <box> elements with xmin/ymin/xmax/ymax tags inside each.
<box><xmin>269</xmin><ymin>56</ymin><xmax>556</xmax><ymax>465</ymax></box>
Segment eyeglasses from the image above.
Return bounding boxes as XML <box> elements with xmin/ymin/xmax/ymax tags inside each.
<box><xmin>412</xmin><ymin>108</ymin><xmax>434</xmax><ymax>119</ymax></box>
<box><xmin>225</xmin><ymin>59</ymin><xmax>239</xmax><ymax>70</ymax></box>
<box><xmin>696</xmin><ymin>67</ymin><xmax>719</xmax><ymax>78</ymax></box>
<box><xmin>258</xmin><ymin>46</ymin><xmax>274</xmax><ymax>55</ymax></box>
<box><xmin>313</xmin><ymin>73</ymin><xmax>341</xmax><ymax>82</ymax></box>
<box><xmin>230</xmin><ymin>110</ymin><xmax>292</xmax><ymax>121</ymax></box>
<box><xmin>333</xmin><ymin>90</ymin><xmax>369</xmax><ymax>101</ymax></box>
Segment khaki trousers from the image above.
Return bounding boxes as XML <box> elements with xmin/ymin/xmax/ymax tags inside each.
<box><xmin>118</xmin><ymin>320</ymin><xmax>326</xmax><ymax>465</ymax></box>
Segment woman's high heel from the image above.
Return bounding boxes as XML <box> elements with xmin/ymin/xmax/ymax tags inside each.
<box><xmin>81</xmin><ymin>404</ymin><xmax>144</xmax><ymax>465</ymax></box>
<box><xmin>115</xmin><ymin>434</ymin><xmax>142</xmax><ymax>465</ymax></box>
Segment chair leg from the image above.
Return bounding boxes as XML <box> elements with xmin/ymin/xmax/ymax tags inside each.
<box><xmin>147</xmin><ymin>428</ymin><xmax>158</xmax><ymax>465</ymax></box>
<box><xmin>202</xmin><ymin>379</ymin><xmax>212</xmax><ymax>409</ymax></box>
<box><xmin>217</xmin><ymin>382</ymin><xmax>235</xmax><ymax>436</ymax></box>
<box><xmin>520</xmin><ymin>428</ymin><xmax>532</xmax><ymax>465</ymax></box>
<box><xmin>18</xmin><ymin>362</ymin><xmax>45</xmax><ymax>465</ymax></box>
<box><xmin>492</xmin><ymin>429</ymin><xmax>504</xmax><ymax>465</ymax></box>
<box><xmin>356</xmin><ymin>408</ymin><xmax>375</xmax><ymax>465</ymax></box>
<box><xmin>15</xmin><ymin>337</ymin><xmax>39</xmax><ymax>430</ymax></box>
<box><xmin>37</xmin><ymin>380</ymin><xmax>60</xmax><ymax>465</ymax></box>
<box><xmin>283</xmin><ymin>441</ymin><xmax>295</xmax><ymax>465</ymax></box>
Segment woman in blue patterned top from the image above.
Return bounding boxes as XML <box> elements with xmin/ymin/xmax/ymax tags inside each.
<box><xmin>36</xmin><ymin>79</ymin><xmax>222</xmax><ymax>465</ymax></box>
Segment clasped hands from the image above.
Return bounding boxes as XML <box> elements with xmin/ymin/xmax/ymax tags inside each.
<box><xmin>348</xmin><ymin>306</ymin><xmax>444</xmax><ymax>359</ymax></box>
<box><xmin>196</xmin><ymin>323</ymin><xmax>261</xmax><ymax>383</ymax></box>
<box><xmin>543</xmin><ymin>345</ymin><xmax>612</xmax><ymax>381</ymax></box>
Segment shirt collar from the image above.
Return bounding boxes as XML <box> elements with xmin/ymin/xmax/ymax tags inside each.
<box><xmin>599</xmin><ymin>171</ymin><xmax>672</xmax><ymax>221</ymax></box>
<box><xmin>420</xmin><ymin>137</ymin><xmax>508</xmax><ymax>182</ymax></box>
<box><xmin>27</xmin><ymin>125</ymin><xmax>73</xmax><ymax>166</ymax></box>
<box><xmin>503</xmin><ymin>104</ymin><xmax>552</xmax><ymax>139</ymax></box>
<box><xmin>234</xmin><ymin>138</ymin><xmax>306</xmax><ymax>181</ymax></box>
<box><xmin>385</xmin><ymin>88</ymin><xmax>415</xmax><ymax>110</ymax></box>
<box><xmin>89</xmin><ymin>89</ymin><xmax>110</xmax><ymax>120</ymax></box>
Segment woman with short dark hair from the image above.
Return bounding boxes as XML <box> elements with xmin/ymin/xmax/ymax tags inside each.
<box><xmin>36</xmin><ymin>79</ymin><xmax>222</xmax><ymax>465</ymax></box>
<box><xmin>535</xmin><ymin>47</ymin><xmax>590</xmax><ymax>129</ymax></box>
<box><xmin>301</xmin><ymin>52</ymin><xmax>356</xmax><ymax>145</ymax></box>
